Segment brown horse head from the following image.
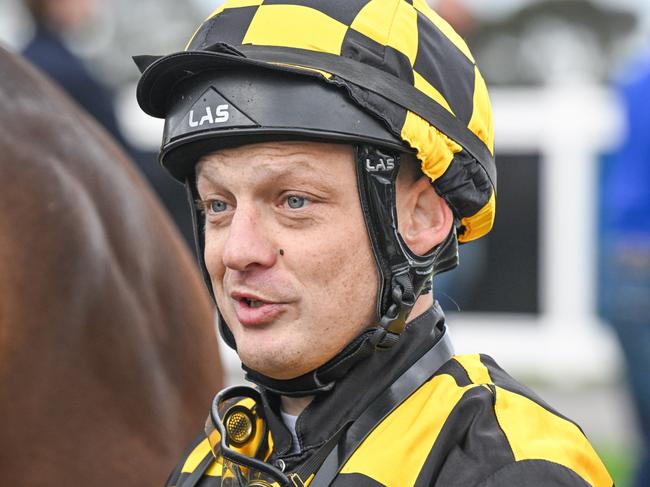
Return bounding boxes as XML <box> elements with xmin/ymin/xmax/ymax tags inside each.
<box><xmin>0</xmin><ymin>46</ymin><xmax>222</xmax><ymax>486</ymax></box>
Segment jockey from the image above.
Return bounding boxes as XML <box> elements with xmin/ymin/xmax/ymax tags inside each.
<box><xmin>135</xmin><ymin>1</ymin><xmax>612</xmax><ymax>486</ymax></box>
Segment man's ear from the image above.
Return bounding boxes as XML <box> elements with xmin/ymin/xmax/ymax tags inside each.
<box><xmin>397</xmin><ymin>176</ymin><xmax>454</xmax><ymax>256</ymax></box>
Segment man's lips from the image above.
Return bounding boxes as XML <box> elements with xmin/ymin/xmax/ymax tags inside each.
<box><xmin>230</xmin><ymin>291</ymin><xmax>288</xmax><ymax>326</ymax></box>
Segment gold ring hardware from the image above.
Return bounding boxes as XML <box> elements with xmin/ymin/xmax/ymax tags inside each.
<box><xmin>223</xmin><ymin>405</ymin><xmax>256</xmax><ymax>447</ymax></box>
<box><xmin>247</xmin><ymin>480</ymin><xmax>274</xmax><ymax>487</ymax></box>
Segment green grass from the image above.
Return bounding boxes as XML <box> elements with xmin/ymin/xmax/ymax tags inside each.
<box><xmin>595</xmin><ymin>444</ymin><xmax>637</xmax><ymax>487</ymax></box>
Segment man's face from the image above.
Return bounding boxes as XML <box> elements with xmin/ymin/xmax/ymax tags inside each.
<box><xmin>196</xmin><ymin>141</ymin><xmax>378</xmax><ymax>380</ymax></box>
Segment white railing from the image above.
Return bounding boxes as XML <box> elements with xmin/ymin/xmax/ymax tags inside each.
<box><xmin>451</xmin><ymin>83</ymin><xmax>624</xmax><ymax>385</ymax></box>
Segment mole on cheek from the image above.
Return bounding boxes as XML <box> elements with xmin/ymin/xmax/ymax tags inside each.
<box><xmin>279</xmin><ymin>249</ymin><xmax>285</xmax><ymax>256</ymax></box>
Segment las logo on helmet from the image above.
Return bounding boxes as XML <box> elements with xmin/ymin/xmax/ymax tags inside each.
<box><xmin>365</xmin><ymin>156</ymin><xmax>395</xmax><ymax>172</ymax></box>
<box><xmin>189</xmin><ymin>104</ymin><xmax>230</xmax><ymax>127</ymax></box>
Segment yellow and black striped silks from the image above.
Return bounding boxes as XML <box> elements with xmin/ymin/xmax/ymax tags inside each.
<box><xmin>180</xmin><ymin>0</ymin><xmax>495</xmax><ymax>243</ymax></box>
<box><xmin>165</xmin><ymin>308</ymin><xmax>612</xmax><ymax>487</ymax></box>
<box><xmin>167</xmin><ymin>355</ymin><xmax>612</xmax><ymax>487</ymax></box>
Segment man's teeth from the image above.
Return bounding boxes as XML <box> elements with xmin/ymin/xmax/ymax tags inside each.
<box><xmin>248</xmin><ymin>299</ymin><xmax>264</xmax><ymax>308</ymax></box>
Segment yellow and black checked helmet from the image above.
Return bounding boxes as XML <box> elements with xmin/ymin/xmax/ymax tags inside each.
<box><xmin>135</xmin><ymin>0</ymin><xmax>496</xmax><ymax>383</ymax></box>
<box><xmin>136</xmin><ymin>0</ymin><xmax>495</xmax><ymax>243</ymax></box>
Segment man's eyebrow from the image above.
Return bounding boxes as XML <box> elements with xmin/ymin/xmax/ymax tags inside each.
<box><xmin>196</xmin><ymin>164</ymin><xmax>222</xmax><ymax>185</ymax></box>
<box><xmin>258</xmin><ymin>163</ymin><xmax>338</xmax><ymax>184</ymax></box>
<box><xmin>197</xmin><ymin>155</ymin><xmax>343</xmax><ymax>188</ymax></box>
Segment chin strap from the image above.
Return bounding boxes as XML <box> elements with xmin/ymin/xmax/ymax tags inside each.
<box><xmin>368</xmin><ymin>271</ymin><xmax>416</xmax><ymax>349</ymax></box>
<box><xmin>354</xmin><ymin>144</ymin><xmax>459</xmax><ymax>323</ymax></box>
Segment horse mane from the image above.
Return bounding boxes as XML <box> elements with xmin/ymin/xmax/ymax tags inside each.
<box><xmin>0</xmin><ymin>46</ymin><xmax>222</xmax><ymax>485</ymax></box>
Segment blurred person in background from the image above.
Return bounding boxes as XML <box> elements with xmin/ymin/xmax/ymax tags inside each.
<box><xmin>21</xmin><ymin>0</ymin><xmax>132</xmax><ymax>152</ymax></box>
<box><xmin>429</xmin><ymin>0</ymin><xmax>476</xmax><ymax>38</ymax></box>
<box><xmin>20</xmin><ymin>0</ymin><xmax>199</xmax><ymax>253</ymax></box>
<box><xmin>601</xmin><ymin>51</ymin><xmax>650</xmax><ymax>487</ymax></box>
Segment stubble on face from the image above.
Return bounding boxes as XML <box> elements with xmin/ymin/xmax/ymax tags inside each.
<box><xmin>196</xmin><ymin>142</ymin><xmax>378</xmax><ymax>379</ymax></box>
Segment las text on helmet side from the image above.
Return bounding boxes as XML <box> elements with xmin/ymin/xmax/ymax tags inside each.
<box><xmin>365</xmin><ymin>156</ymin><xmax>395</xmax><ymax>173</ymax></box>
<box><xmin>189</xmin><ymin>105</ymin><xmax>230</xmax><ymax>127</ymax></box>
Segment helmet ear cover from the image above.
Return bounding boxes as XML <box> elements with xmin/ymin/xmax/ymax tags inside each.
<box><xmin>354</xmin><ymin>145</ymin><xmax>458</xmax><ymax>347</ymax></box>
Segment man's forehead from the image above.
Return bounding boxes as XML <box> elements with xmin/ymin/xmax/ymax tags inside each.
<box><xmin>196</xmin><ymin>141</ymin><xmax>354</xmax><ymax>180</ymax></box>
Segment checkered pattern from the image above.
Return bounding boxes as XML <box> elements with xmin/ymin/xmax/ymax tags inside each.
<box><xmin>185</xmin><ymin>0</ymin><xmax>495</xmax><ymax>242</ymax></box>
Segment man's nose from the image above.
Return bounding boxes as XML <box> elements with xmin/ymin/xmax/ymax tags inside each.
<box><xmin>221</xmin><ymin>205</ymin><xmax>277</xmax><ymax>271</ymax></box>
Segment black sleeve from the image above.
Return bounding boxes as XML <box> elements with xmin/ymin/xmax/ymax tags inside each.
<box><xmin>476</xmin><ymin>460</ymin><xmax>599</xmax><ymax>487</ymax></box>
<box><xmin>165</xmin><ymin>462</ymin><xmax>183</xmax><ymax>487</ymax></box>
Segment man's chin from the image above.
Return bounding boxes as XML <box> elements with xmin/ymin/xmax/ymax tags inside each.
<box><xmin>239</xmin><ymin>351</ymin><xmax>315</xmax><ymax>381</ymax></box>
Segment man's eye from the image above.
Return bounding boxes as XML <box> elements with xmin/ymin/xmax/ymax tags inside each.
<box><xmin>286</xmin><ymin>195</ymin><xmax>306</xmax><ymax>209</ymax></box>
<box><xmin>209</xmin><ymin>200</ymin><xmax>228</xmax><ymax>213</ymax></box>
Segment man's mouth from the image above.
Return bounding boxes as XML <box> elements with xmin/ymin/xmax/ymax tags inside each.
<box><xmin>233</xmin><ymin>291</ymin><xmax>273</xmax><ymax>307</ymax></box>
<box><xmin>230</xmin><ymin>291</ymin><xmax>287</xmax><ymax>326</ymax></box>
<box><xmin>242</xmin><ymin>297</ymin><xmax>265</xmax><ymax>309</ymax></box>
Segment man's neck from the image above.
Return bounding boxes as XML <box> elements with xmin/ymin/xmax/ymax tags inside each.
<box><xmin>281</xmin><ymin>395</ymin><xmax>314</xmax><ymax>416</ymax></box>
<box><xmin>279</xmin><ymin>294</ymin><xmax>434</xmax><ymax>416</ymax></box>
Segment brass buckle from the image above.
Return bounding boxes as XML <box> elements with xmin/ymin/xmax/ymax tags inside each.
<box><xmin>288</xmin><ymin>473</ymin><xmax>305</xmax><ymax>487</ymax></box>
